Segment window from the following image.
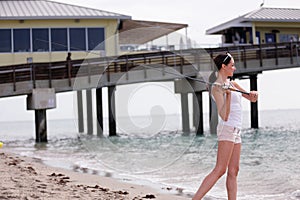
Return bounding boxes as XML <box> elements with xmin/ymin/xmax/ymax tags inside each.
<box><xmin>279</xmin><ymin>34</ymin><xmax>299</xmax><ymax>42</ymax></box>
<box><xmin>51</xmin><ymin>28</ymin><xmax>67</xmax><ymax>51</ymax></box>
<box><xmin>1</xmin><ymin>27</ymin><xmax>106</xmax><ymax>53</ymax></box>
<box><xmin>88</xmin><ymin>28</ymin><xmax>105</xmax><ymax>50</ymax></box>
<box><xmin>70</xmin><ymin>28</ymin><xmax>86</xmax><ymax>51</ymax></box>
<box><xmin>0</xmin><ymin>29</ymin><xmax>11</xmax><ymax>52</ymax></box>
<box><xmin>13</xmin><ymin>29</ymin><xmax>30</xmax><ymax>52</ymax></box>
<box><xmin>32</xmin><ymin>28</ymin><xmax>49</xmax><ymax>52</ymax></box>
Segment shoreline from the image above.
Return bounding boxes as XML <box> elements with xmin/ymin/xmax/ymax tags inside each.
<box><xmin>0</xmin><ymin>150</ymin><xmax>191</xmax><ymax>200</ymax></box>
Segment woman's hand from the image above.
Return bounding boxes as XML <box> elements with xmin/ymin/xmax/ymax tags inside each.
<box><xmin>249</xmin><ymin>91</ymin><xmax>258</xmax><ymax>102</ymax></box>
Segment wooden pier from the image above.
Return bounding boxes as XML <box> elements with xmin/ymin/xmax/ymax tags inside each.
<box><xmin>1</xmin><ymin>42</ymin><xmax>300</xmax><ymax>142</ymax></box>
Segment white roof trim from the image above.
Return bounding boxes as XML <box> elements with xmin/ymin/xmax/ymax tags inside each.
<box><xmin>0</xmin><ymin>0</ymin><xmax>131</xmax><ymax>20</ymax></box>
<box><xmin>206</xmin><ymin>7</ymin><xmax>300</xmax><ymax>35</ymax></box>
<box><xmin>206</xmin><ymin>17</ymin><xmax>252</xmax><ymax>35</ymax></box>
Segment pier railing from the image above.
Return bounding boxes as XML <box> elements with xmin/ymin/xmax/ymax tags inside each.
<box><xmin>0</xmin><ymin>42</ymin><xmax>299</xmax><ymax>97</ymax></box>
<box><xmin>207</xmin><ymin>42</ymin><xmax>300</xmax><ymax>74</ymax></box>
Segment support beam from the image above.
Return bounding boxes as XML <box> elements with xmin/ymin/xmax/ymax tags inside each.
<box><xmin>250</xmin><ymin>74</ymin><xmax>259</xmax><ymax>128</ymax></box>
<box><xmin>96</xmin><ymin>88</ymin><xmax>103</xmax><ymax>137</ymax></box>
<box><xmin>35</xmin><ymin>109</ymin><xmax>47</xmax><ymax>143</ymax></box>
<box><xmin>77</xmin><ymin>90</ymin><xmax>84</xmax><ymax>133</ymax></box>
<box><xmin>86</xmin><ymin>89</ymin><xmax>93</xmax><ymax>135</ymax></box>
<box><xmin>193</xmin><ymin>92</ymin><xmax>204</xmax><ymax>135</ymax></box>
<box><xmin>108</xmin><ymin>86</ymin><xmax>117</xmax><ymax>136</ymax></box>
<box><xmin>181</xmin><ymin>93</ymin><xmax>190</xmax><ymax>133</ymax></box>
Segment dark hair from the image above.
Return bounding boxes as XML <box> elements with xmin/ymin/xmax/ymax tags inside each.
<box><xmin>213</xmin><ymin>53</ymin><xmax>232</xmax><ymax>70</ymax></box>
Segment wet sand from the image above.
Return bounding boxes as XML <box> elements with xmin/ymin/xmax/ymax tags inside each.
<box><xmin>0</xmin><ymin>151</ymin><xmax>190</xmax><ymax>199</ymax></box>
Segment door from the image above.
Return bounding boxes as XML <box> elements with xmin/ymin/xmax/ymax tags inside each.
<box><xmin>265</xmin><ymin>33</ymin><xmax>276</xmax><ymax>43</ymax></box>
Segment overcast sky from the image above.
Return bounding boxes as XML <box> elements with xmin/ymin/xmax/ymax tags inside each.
<box><xmin>1</xmin><ymin>0</ymin><xmax>300</xmax><ymax>122</ymax></box>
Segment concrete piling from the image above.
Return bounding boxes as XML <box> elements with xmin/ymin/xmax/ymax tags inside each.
<box><xmin>181</xmin><ymin>93</ymin><xmax>190</xmax><ymax>133</ymax></box>
<box><xmin>96</xmin><ymin>88</ymin><xmax>104</xmax><ymax>137</ymax></box>
<box><xmin>27</xmin><ymin>88</ymin><xmax>56</xmax><ymax>143</ymax></box>
<box><xmin>86</xmin><ymin>89</ymin><xmax>93</xmax><ymax>135</ymax></box>
<box><xmin>108</xmin><ymin>86</ymin><xmax>117</xmax><ymax>136</ymax></box>
<box><xmin>35</xmin><ymin>109</ymin><xmax>47</xmax><ymax>143</ymax></box>
<box><xmin>250</xmin><ymin>74</ymin><xmax>259</xmax><ymax>128</ymax></box>
<box><xmin>77</xmin><ymin>90</ymin><xmax>84</xmax><ymax>133</ymax></box>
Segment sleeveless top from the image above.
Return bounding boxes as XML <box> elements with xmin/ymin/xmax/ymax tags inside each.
<box><xmin>211</xmin><ymin>82</ymin><xmax>243</xmax><ymax>129</ymax></box>
<box><xmin>219</xmin><ymin>90</ymin><xmax>242</xmax><ymax>129</ymax></box>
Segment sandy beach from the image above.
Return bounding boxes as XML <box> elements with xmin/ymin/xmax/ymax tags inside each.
<box><xmin>0</xmin><ymin>151</ymin><xmax>191</xmax><ymax>200</ymax></box>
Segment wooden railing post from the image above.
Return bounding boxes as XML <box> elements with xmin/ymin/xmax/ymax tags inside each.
<box><xmin>259</xmin><ymin>44</ymin><xmax>263</xmax><ymax>67</ymax></box>
<box><xmin>31</xmin><ymin>64</ymin><xmax>36</xmax><ymax>89</ymax></box>
<box><xmin>88</xmin><ymin>61</ymin><xmax>92</xmax><ymax>84</ymax></box>
<box><xmin>275</xmin><ymin>43</ymin><xmax>278</xmax><ymax>65</ymax></box>
<box><xmin>67</xmin><ymin>59</ymin><xmax>71</xmax><ymax>87</ymax></box>
<box><xmin>296</xmin><ymin>42</ymin><xmax>300</xmax><ymax>64</ymax></box>
<box><xmin>48</xmin><ymin>63</ymin><xmax>52</xmax><ymax>88</ymax></box>
<box><xmin>242</xmin><ymin>46</ymin><xmax>247</xmax><ymax>68</ymax></box>
<box><xmin>12</xmin><ymin>66</ymin><xmax>16</xmax><ymax>91</ymax></box>
<box><xmin>290</xmin><ymin>41</ymin><xmax>294</xmax><ymax>64</ymax></box>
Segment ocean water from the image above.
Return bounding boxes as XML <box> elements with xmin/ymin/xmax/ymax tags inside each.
<box><xmin>1</xmin><ymin>109</ymin><xmax>300</xmax><ymax>200</ymax></box>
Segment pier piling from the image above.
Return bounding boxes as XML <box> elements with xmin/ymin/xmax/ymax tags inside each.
<box><xmin>181</xmin><ymin>93</ymin><xmax>190</xmax><ymax>133</ymax></box>
<box><xmin>35</xmin><ymin>109</ymin><xmax>47</xmax><ymax>143</ymax></box>
<box><xmin>209</xmin><ymin>96</ymin><xmax>218</xmax><ymax>134</ymax></box>
<box><xmin>108</xmin><ymin>86</ymin><xmax>117</xmax><ymax>136</ymax></box>
<box><xmin>27</xmin><ymin>88</ymin><xmax>56</xmax><ymax>143</ymax></box>
<box><xmin>96</xmin><ymin>88</ymin><xmax>104</xmax><ymax>137</ymax></box>
<box><xmin>86</xmin><ymin>89</ymin><xmax>93</xmax><ymax>135</ymax></box>
<box><xmin>77</xmin><ymin>91</ymin><xmax>84</xmax><ymax>133</ymax></box>
<box><xmin>193</xmin><ymin>91</ymin><xmax>204</xmax><ymax>135</ymax></box>
<box><xmin>250</xmin><ymin>74</ymin><xmax>259</xmax><ymax>128</ymax></box>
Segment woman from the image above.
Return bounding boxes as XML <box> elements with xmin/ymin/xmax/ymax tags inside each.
<box><xmin>193</xmin><ymin>53</ymin><xmax>258</xmax><ymax>200</ymax></box>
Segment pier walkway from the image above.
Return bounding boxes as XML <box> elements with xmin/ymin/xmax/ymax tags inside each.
<box><xmin>1</xmin><ymin>42</ymin><xmax>299</xmax><ymax>97</ymax></box>
<box><xmin>1</xmin><ymin>42</ymin><xmax>299</xmax><ymax>141</ymax></box>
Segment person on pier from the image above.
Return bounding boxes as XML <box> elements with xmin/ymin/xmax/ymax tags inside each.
<box><xmin>193</xmin><ymin>53</ymin><xmax>258</xmax><ymax>200</ymax></box>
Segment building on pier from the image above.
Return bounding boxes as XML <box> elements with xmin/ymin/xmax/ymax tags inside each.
<box><xmin>206</xmin><ymin>7</ymin><xmax>300</xmax><ymax>46</ymax></box>
<box><xmin>0</xmin><ymin>0</ymin><xmax>188</xmax><ymax>66</ymax></box>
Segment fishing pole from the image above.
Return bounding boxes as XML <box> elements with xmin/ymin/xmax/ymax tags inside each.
<box><xmin>140</xmin><ymin>64</ymin><xmax>250</xmax><ymax>95</ymax></box>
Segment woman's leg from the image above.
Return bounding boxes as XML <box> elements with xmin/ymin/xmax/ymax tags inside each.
<box><xmin>226</xmin><ymin>143</ymin><xmax>241</xmax><ymax>200</ymax></box>
<box><xmin>192</xmin><ymin>141</ymin><xmax>235</xmax><ymax>200</ymax></box>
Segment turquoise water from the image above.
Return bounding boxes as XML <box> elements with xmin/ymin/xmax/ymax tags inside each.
<box><xmin>1</xmin><ymin>109</ymin><xmax>300</xmax><ymax>199</ymax></box>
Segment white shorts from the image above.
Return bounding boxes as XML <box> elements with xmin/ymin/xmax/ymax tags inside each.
<box><xmin>217</xmin><ymin>124</ymin><xmax>241</xmax><ymax>144</ymax></box>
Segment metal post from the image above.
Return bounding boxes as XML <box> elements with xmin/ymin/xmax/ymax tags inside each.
<box><xmin>250</xmin><ymin>75</ymin><xmax>259</xmax><ymax>128</ymax></box>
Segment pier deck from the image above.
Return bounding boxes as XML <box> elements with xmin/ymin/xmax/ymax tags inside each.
<box><xmin>0</xmin><ymin>42</ymin><xmax>299</xmax><ymax>98</ymax></box>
